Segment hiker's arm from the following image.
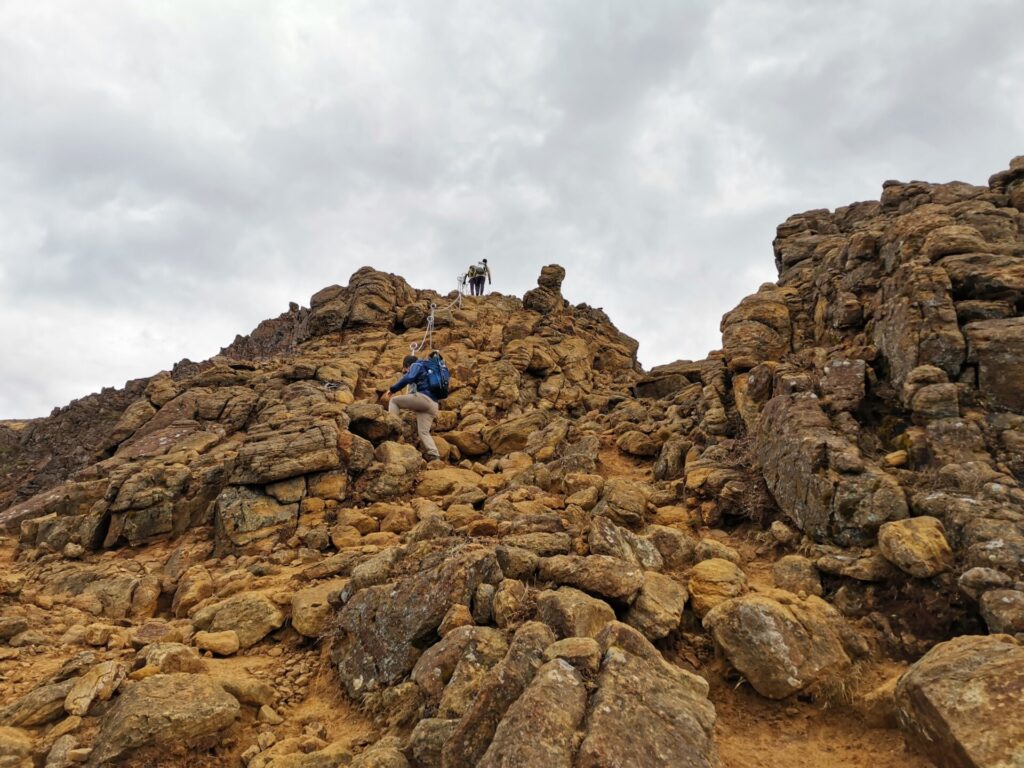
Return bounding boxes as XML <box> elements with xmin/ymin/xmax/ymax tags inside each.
<box><xmin>487</xmin><ymin>266</ymin><xmax>492</xmax><ymax>283</ymax></box>
<box><xmin>389</xmin><ymin>362</ymin><xmax>422</xmax><ymax>394</ymax></box>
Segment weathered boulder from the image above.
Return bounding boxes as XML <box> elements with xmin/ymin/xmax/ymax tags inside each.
<box><xmin>703</xmin><ymin>591</ymin><xmax>858</xmax><ymax>699</ymax></box>
<box><xmin>755</xmin><ymin>393</ymin><xmax>908</xmax><ymax>545</ymax></box>
<box><xmin>721</xmin><ymin>286</ymin><xmax>793</xmax><ymax>372</ymax></box>
<box><xmin>878</xmin><ymin>516</ymin><xmax>954</xmax><ymax>578</ymax></box>
<box><xmin>192</xmin><ymin>593</ymin><xmax>284</xmax><ymax>649</ymax></box>
<box><xmin>979</xmin><ymin>589</ymin><xmax>1024</xmax><ymax>634</ymax></box>
<box><xmin>625</xmin><ymin>571</ymin><xmax>688</xmax><ymax>640</ymax></box>
<box><xmin>535</xmin><ymin>587</ymin><xmax>616</xmax><ymax>639</ymax></box>
<box><xmin>873</xmin><ymin>263</ymin><xmax>964</xmax><ymax>387</ymax></box>
<box><xmin>87</xmin><ymin>674</ymin><xmax>239</xmax><ymax>766</ymax></box>
<box><xmin>194</xmin><ymin>630</ymin><xmax>240</xmax><ymax>656</ymax></box>
<box><xmin>307</xmin><ymin>268</ymin><xmax>416</xmax><ymax>336</ymax></box>
<box><xmin>483</xmin><ymin>411</ymin><xmax>549</xmax><ymax>455</ymax></box>
<box><xmin>64</xmin><ymin>660</ymin><xmax>128</xmax><ymax>715</ymax></box>
<box><xmin>411</xmin><ymin>626</ymin><xmax>508</xmax><ymax>706</ymax></box>
<box><xmin>416</xmin><ymin>468</ymin><xmax>482</xmax><ymax>497</ymax></box>
<box><xmin>537</xmin><ymin>555</ymin><xmax>644</xmax><ymax>603</ymax></box>
<box><xmin>543</xmin><ymin>636</ymin><xmax>602</xmax><ymax>676</ymax></box>
<box><xmin>588</xmin><ymin>516</ymin><xmax>663</xmax><ymax>570</ymax></box>
<box><xmin>333</xmin><ymin>545</ymin><xmax>501</xmax><ymax>697</ymax></box>
<box><xmin>522</xmin><ymin>265</ymin><xmax>567</xmax><ymax>315</ymax></box>
<box><xmin>895</xmin><ymin>635</ymin><xmax>1024</xmax><ymax>768</ymax></box>
<box><xmin>688</xmin><ymin>558</ymin><xmax>747</xmax><ymax>618</ymax></box>
<box><xmin>772</xmin><ymin>555</ymin><xmax>823</xmax><ymax>596</ymax></box>
<box><xmin>441</xmin><ymin>622</ymin><xmax>555</xmax><ymax>768</ymax></box>
<box><xmin>291</xmin><ymin>580</ymin><xmax>346</xmax><ymax>638</ymax></box>
<box><xmin>592</xmin><ymin>478</ymin><xmax>648</xmax><ymax>529</ymax></box>
<box><xmin>964</xmin><ymin>317</ymin><xmax>1024</xmax><ymax>413</ymax></box>
<box><xmin>0</xmin><ymin>680</ymin><xmax>76</xmax><ymax>727</ymax></box>
<box><xmin>231</xmin><ymin>418</ymin><xmax>342</xmax><ymax>484</ymax></box>
<box><xmin>477</xmin><ymin>660</ymin><xmax>587</xmax><ymax>768</ymax></box>
<box><xmin>576</xmin><ymin>645</ymin><xmax>717</xmax><ymax>768</ymax></box>
<box><xmin>214</xmin><ymin>487</ymin><xmax>298</xmax><ymax>549</ymax></box>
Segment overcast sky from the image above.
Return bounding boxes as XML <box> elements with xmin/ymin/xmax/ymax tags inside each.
<box><xmin>1</xmin><ymin>1</ymin><xmax>1022</xmax><ymax>419</ymax></box>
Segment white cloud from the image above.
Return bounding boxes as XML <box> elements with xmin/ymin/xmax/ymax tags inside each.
<box><xmin>1</xmin><ymin>0</ymin><xmax>1022</xmax><ymax>418</ymax></box>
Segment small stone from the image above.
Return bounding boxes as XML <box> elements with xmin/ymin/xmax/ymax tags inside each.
<box><xmin>772</xmin><ymin>555</ymin><xmax>823</xmax><ymax>596</ymax></box>
<box><xmin>0</xmin><ymin>616</ymin><xmax>28</xmax><ymax>641</ymax></box>
<box><xmin>979</xmin><ymin>589</ymin><xmax>1024</xmax><ymax>634</ymax></box>
<box><xmin>543</xmin><ymin>636</ymin><xmax>601</xmax><ymax>675</ymax></box>
<box><xmin>62</xmin><ymin>542</ymin><xmax>85</xmax><ymax>559</ymax></box>
<box><xmin>882</xmin><ymin>450</ymin><xmax>908</xmax><ymax>468</ymax></box>
<box><xmin>688</xmin><ymin>558</ymin><xmax>747</xmax><ymax>618</ymax></box>
<box><xmin>257</xmin><ymin>731</ymin><xmax>277</xmax><ymax>750</ymax></box>
<box><xmin>770</xmin><ymin>521</ymin><xmax>800</xmax><ymax>546</ymax></box>
<box><xmin>9</xmin><ymin>629</ymin><xmax>47</xmax><ymax>648</ymax></box>
<box><xmin>194</xmin><ymin>630</ymin><xmax>240</xmax><ymax>656</ymax></box>
<box><xmin>695</xmin><ymin>539</ymin><xmax>741</xmax><ymax>564</ymax></box>
<box><xmin>257</xmin><ymin>705</ymin><xmax>284</xmax><ymax>725</ymax></box>
<box><xmin>878</xmin><ymin>516</ymin><xmax>953</xmax><ymax>578</ymax></box>
<box><xmin>438</xmin><ymin>604</ymin><xmax>474</xmax><ymax>637</ymax></box>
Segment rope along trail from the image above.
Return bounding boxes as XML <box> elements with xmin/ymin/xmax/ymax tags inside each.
<box><xmin>409</xmin><ymin>272</ymin><xmax>466</xmax><ymax>354</ymax></box>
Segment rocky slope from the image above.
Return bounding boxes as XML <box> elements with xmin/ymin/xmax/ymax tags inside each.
<box><xmin>1</xmin><ymin>159</ymin><xmax>1023</xmax><ymax>767</ymax></box>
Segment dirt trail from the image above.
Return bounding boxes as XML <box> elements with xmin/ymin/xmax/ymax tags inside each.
<box><xmin>712</xmin><ymin>680</ymin><xmax>930</xmax><ymax>768</ymax></box>
<box><xmin>595</xmin><ymin>443</ymin><xmax>928</xmax><ymax>768</ymax></box>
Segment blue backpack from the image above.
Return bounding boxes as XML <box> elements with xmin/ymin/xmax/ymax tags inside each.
<box><xmin>422</xmin><ymin>352</ymin><xmax>451</xmax><ymax>400</ymax></box>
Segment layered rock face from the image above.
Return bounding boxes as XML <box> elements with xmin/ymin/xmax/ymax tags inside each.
<box><xmin>0</xmin><ymin>158</ymin><xmax>1023</xmax><ymax>768</ymax></box>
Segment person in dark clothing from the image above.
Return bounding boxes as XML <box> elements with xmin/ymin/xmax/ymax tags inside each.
<box><xmin>379</xmin><ymin>354</ymin><xmax>440</xmax><ymax>459</ymax></box>
<box><xmin>468</xmin><ymin>258</ymin><xmax>491</xmax><ymax>296</ymax></box>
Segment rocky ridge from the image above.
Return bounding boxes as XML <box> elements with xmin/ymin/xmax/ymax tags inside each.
<box><xmin>1</xmin><ymin>159</ymin><xmax>1023</xmax><ymax>767</ymax></box>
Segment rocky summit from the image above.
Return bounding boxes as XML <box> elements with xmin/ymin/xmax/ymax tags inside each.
<box><xmin>2</xmin><ymin>159</ymin><xmax>1024</xmax><ymax>768</ymax></box>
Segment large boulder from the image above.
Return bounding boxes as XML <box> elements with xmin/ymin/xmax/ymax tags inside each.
<box><xmin>535</xmin><ymin>587</ymin><xmax>616</xmax><ymax>639</ymax></box>
<box><xmin>755</xmin><ymin>393</ymin><xmax>908</xmax><ymax>545</ymax></box>
<box><xmin>895</xmin><ymin>635</ymin><xmax>1024</xmax><ymax>768</ymax></box>
<box><xmin>483</xmin><ymin>411</ymin><xmax>549</xmax><ymax>455</ymax></box>
<box><xmin>332</xmin><ymin>545</ymin><xmax>501</xmax><ymax>697</ymax></box>
<box><xmin>214</xmin><ymin>487</ymin><xmax>298</xmax><ymax>549</ymax></box>
<box><xmin>87</xmin><ymin>674</ymin><xmax>240</xmax><ymax>766</ymax></box>
<box><xmin>291</xmin><ymin>580</ymin><xmax>347</xmax><ymax>638</ymax></box>
<box><xmin>442</xmin><ymin>622</ymin><xmax>555</xmax><ymax>767</ymax></box>
<box><xmin>522</xmin><ymin>265</ymin><xmax>567</xmax><ymax>315</ymax></box>
<box><xmin>477</xmin><ymin>660</ymin><xmax>587</xmax><ymax>768</ymax></box>
<box><xmin>688</xmin><ymin>558</ymin><xmax>747</xmax><ymax>618</ymax></box>
<box><xmin>575</xmin><ymin>645</ymin><xmax>718</xmax><ymax>768</ymax></box>
<box><xmin>625</xmin><ymin>571</ymin><xmax>688</xmax><ymax>640</ymax></box>
<box><xmin>306</xmin><ymin>268</ymin><xmax>416</xmax><ymax>336</ymax></box>
<box><xmin>0</xmin><ymin>679</ymin><xmax>75</xmax><ymax>727</ymax></box>
<box><xmin>230</xmin><ymin>417</ymin><xmax>342</xmax><ymax>484</ymax></box>
<box><xmin>192</xmin><ymin>593</ymin><xmax>285</xmax><ymax>649</ymax></box>
<box><xmin>592</xmin><ymin>479</ymin><xmax>648</xmax><ymax>529</ymax></box>
<box><xmin>873</xmin><ymin>263</ymin><xmax>965</xmax><ymax>387</ymax></box>
<box><xmin>703</xmin><ymin>590</ymin><xmax>858</xmax><ymax>699</ymax></box>
<box><xmin>964</xmin><ymin>317</ymin><xmax>1024</xmax><ymax>413</ymax></box>
<box><xmin>537</xmin><ymin>555</ymin><xmax>644</xmax><ymax>604</ymax></box>
<box><xmin>720</xmin><ymin>286</ymin><xmax>793</xmax><ymax>372</ymax></box>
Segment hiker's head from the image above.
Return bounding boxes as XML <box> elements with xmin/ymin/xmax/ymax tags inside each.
<box><xmin>402</xmin><ymin>355</ymin><xmax>418</xmax><ymax>371</ymax></box>
<box><xmin>482</xmin><ymin>259</ymin><xmax>488</xmax><ymax>264</ymax></box>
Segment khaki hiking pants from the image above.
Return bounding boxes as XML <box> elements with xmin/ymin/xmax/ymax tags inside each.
<box><xmin>389</xmin><ymin>393</ymin><xmax>440</xmax><ymax>458</ymax></box>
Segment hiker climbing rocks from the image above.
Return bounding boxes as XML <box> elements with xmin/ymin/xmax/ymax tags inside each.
<box><xmin>467</xmin><ymin>258</ymin><xmax>491</xmax><ymax>296</ymax></box>
<box><xmin>379</xmin><ymin>352</ymin><xmax>450</xmax><ymax>460</ymax></box>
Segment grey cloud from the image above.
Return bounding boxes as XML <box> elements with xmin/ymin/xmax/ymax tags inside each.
<box><xmin>1</xmin><ymin>0</ymin><xmax>1023</xmax><ymax>418</ymax></box>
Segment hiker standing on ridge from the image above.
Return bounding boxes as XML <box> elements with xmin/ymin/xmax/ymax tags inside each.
<box><xmin>467</xmin><ymin>258</ymin><xmax>491</xmax><ymax>296</ymax></box>
<box><xmin>379</xmin><ymin>354</ymin><xmax>442</xmax><ymax>461</ymax></box>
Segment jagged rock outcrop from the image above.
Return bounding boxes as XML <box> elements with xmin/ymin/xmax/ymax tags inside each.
<box><xmin>2</xmin><ymin>158</ymin><xmax>1024</xmax><ymax>767</ymax></box>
